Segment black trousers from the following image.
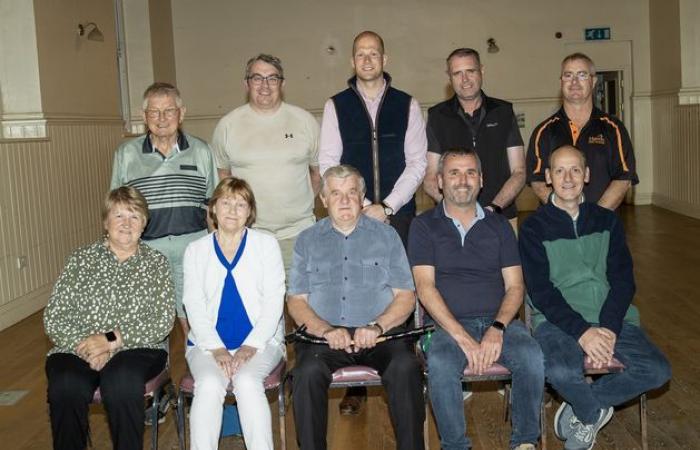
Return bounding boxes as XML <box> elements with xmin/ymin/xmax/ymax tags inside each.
<box><xmin>292</xmin><ymin>338</ymin><xmax>425</xmax><ymax>450</ymax></box>
<box><xmin>45</xmin><ymin>349</ymin><xmax>167</xmax><ymax>450</ymax></box>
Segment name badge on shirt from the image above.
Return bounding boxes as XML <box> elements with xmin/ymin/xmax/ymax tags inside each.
<box><xmin>180</xmin><ymin>164</ymin><xmax>198</xmax><ymax>171</ymax></box>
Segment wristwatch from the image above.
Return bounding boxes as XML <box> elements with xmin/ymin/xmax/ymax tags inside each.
<box><xmin>381</xmin><ymin>201</ymin><xmax>394</xmax><ymax>216</ymax></box>
<box><xmin>105</xmin><ymin>331</ymin><xmax>117</xmax><ymax>342</ymax></box>
<box><xmin>367</xmin><ymin>321</ymin><xmax>385</xmax><ymax>335</ymax></box>
<box><xmin>490</xmin><ymin>320</ymin><xmax>506</xmax><ymax>332</ymax></box>
<box><xmin>488</xmin><ymin>203</ymin><xmax>503</xmax><ymax>214</ymax></box>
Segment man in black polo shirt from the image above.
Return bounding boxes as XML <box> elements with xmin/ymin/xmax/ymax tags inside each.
<box><xmin>526</xmin><ymin>52</ymin><xmax>638</xmax><ymax>209</ymax></box>
<box><xmin>408</xmin><ymin>148</ymin><xmax>543</xmax><ymax>450</ymax></box>
<box><xmin>424</xmin><ymin>48</ymin><xmax>525</xmax><ymax>226</ymax></box>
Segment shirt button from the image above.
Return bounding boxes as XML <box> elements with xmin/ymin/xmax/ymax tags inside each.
<box><xmin>342</xmin><ymin>297</ymin><xmax>346</xmax><ymax>301</ymax></box>
<box><xmin>344</xmin><ymin>256</ymin><xmax>348</xmax><ymax>260</ymax></box>
<box><xmin>341</xmin><ymin>316</ymin><xmax>345</xmax><ymax>320</ymax></box>
<box><xmin>344</xmin><ymin>276</ymin><xmax>348</xmax><ymax>280</ymax></box>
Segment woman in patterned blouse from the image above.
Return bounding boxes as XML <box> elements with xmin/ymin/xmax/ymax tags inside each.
<box><xmin>44</xmin><ymin>186</ymin><xmax>175</xmax><ymax>450</ymax></box>
<box><xmin>183</xmin><ymin>177</ymin><xmax>285</xmax><ymax>450</ymax></box>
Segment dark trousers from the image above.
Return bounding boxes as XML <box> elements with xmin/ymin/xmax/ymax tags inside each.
<box><xmin>46</xmin><ymin>349</ymin><xmax>167</xmax><ymax>450</ymax></box>
<box><xmin>389</xmin><ymin>213</ymin><xmax>413</xmax><ymax>249</ymax></box>
<box><xmin>292</xmin><ymin>338</ymin><xmax>425</xmax><ymax>450</ymax></box>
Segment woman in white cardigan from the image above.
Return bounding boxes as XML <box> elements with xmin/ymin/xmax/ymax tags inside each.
<box><xmin>183</xmin><ymin>177</ymin><xmax>285</xmax><ymax>450</ymax></box>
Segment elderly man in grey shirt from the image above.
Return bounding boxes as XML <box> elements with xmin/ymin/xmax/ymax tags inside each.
<box><xmin>287</xmin><ymin>165</ymin><xmax>425</xmax><ymax>450</ymax></box>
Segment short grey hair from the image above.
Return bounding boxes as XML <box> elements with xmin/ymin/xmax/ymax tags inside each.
<box><xmin>561</xmin><ymin>52</ymin><xmax>597</xmax><ymax>76</ymax></box>
<box><xmin>142</xmin><ymin>82</ymin><xmax>183</xmax><ymax>109</ymax></box>
<box><xmin>244</xmin><ymin>54</ymin><xmax>284</xmax><ymax>79</ymax></box>
<box><xmin>320</xmin><ymin>165</ymin><xmax>366</xmax><ymax>196</ymax></box>
<box><xmin>437</xmin><ymin>148</ymin><xmax>482</xmax><ymax>174</ymax></box>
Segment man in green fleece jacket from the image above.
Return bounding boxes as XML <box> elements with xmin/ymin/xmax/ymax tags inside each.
<box><xmin>519</xmin><ymin>146</ymin><xmax>670</xmax><ymax>450</ymax></box>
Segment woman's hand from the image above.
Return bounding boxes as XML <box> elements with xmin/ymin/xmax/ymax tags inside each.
<box><xmin>211</xmin><ymin>348</ymin><xmax>236</xmax><ymax>378</ymax></box>
<box><xmin>75</xmin><ymin>334</ymin><xmax>112</xmax><ymax>361</ymax></box>
<box><xmin>88</xmin><ymin>352</ymin><xmax>111</xmax><ymax>371</ymax></box>
<box><xmin>230</xmin><ymin>345</ymin><xmax>257</xmax><ymax>375</ymax></box>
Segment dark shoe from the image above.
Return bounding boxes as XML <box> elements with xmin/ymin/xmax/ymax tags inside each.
<box><xmin>339</xmin><ymin>392</ymin><xmax>366</xmax><ymax>415</ymax></box>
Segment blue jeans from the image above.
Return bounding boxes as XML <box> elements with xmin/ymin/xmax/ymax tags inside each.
<box><xmin>426</xmin><ymin>318</ymin><xmax>544</xmax><ymax>450</ymax></box>
<box><xmin>535</xmin><ymin>321</ymin><xmax>671</xmax><ymax>424</ymax></box>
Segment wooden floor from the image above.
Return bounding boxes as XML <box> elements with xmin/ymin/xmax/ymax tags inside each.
<box><xmin>1</xmin><ymin>205</ymin><xmax>698</xmax><ymax>449</ymax></box>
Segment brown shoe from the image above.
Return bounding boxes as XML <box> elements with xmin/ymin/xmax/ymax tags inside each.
<box><xmin>338</xmin><ymin>392</ymin><xmax>365</xmax><ymax>415</ymax></box>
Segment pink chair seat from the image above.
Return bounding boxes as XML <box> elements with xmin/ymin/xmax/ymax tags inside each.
<box><xmin>584</xmin><ymin>357</ymin><xmax>625</xmax><ymax>375</ymax></box>
<box><xmin>463</xmin><ymin>362</ymin><xmax>511</xmax><ymax>378</ymax></box>
<box><xmin>179</xmin><ymin>359</ymin><xmax>286</xmax><ymax>394</ymax></box>
<box><xmin>331</xmin><ymin>365</ymin><xmax>381</xmax><ymax>384</ymax></box>
<box><xmin>92</xmin><ymin>367</ymin><xmax>170</xmax><ymax>404</ymax></box>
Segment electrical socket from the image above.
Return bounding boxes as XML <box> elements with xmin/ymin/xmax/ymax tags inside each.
<box><xmin>16</xmin><ymin>256</ymin><xmax>28</xmax><ymax>270</ymax></box>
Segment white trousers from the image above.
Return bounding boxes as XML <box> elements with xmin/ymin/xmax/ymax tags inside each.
<box><xmin>185</xmin><ymin>343</ymin><xmax>284</xmax><ymax>450</ymax></box>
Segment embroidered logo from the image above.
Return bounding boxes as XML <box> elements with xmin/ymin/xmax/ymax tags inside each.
<box><xmin>485</xmin><ymin>122</ymin><xmax>499</xmax><ymax>128</ymax></box>
<box><xmin>285</xmin><ymin>133</ymin><xmax>294</xmax><ymax>139</ymax></box>
<box><xmin>588</xmin><ymin>134</ymin><xmax>605</xmax><ymax>145</ymax></box>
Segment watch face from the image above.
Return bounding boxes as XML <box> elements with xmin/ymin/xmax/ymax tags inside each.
<box><xmin>384</xmin><ymin>207</ymin><xmax>392</xmax><ymax>216</ymax></box>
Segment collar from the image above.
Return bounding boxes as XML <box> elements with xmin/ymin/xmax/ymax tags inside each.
<box><xmin>347</xmin><ymin>72</ymin><xmax>392</xmax><ymax>99</ymax></box>
<box><xmin>450</xmin><ymin>90</ymin><xmax>492</xmax><ymax>114</ymax></box>
<box><xmin>546</xmin><ymin>193</ymin><xmax>587</xmax><ymax>221</ymax></box>
<box><xmin>556</xmin><ymin>105</ymin><xmax>604</xmax><ymax>122</ymax></box>
<box><xmin>141</xmin><ymin>130</ymin><xmax>190</xmax><ymax>154</ymax></box>
<box><xmin>440</xmin><ymin>200</ymin><xmax>485</xmax><ymax>221</ymax></box>
<box><xmin>318</xmin><ymin>213</ymin><xmax>371</xmax><ymax>236</ymax></box>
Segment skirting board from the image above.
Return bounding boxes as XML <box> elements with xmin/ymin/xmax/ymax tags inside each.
<box><xmin>652</xmin><ymin>194</ymin><xmax>700</xmax><ymax>220</ymax></box>
<box><xmin>0</xmin><ymin>285</ymin><xmax>51</xmax><ymax>332</ymax></box>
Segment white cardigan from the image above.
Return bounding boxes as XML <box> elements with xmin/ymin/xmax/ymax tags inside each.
<box><xmin>182</xmin><ymin>229</ymin><xmax>285</xmax><ymax>351</ymax></box>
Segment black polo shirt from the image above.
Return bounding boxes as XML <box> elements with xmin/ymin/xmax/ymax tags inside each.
<box><xmin>407</xmin><ymin>203</ymin><xmax>521</xmax><ymax>320</ymax></box>
<box><xmin>427</xmin><ymin>92</ymin><xmax>523</xmax><ymax>219</ymax></box>
<box><xmin>526</xmin><ymin>107</ymin><xmax>638</xmax><ymax>203</ymax></box>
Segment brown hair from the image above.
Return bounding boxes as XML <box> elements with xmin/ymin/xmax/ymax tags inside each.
<box><xmin>101</xmin><ymin>186</ymin><xmax>149</xmax><ymax>225</ymax></box>
<box><xmin>209</xmin><ymin>177</ymin><xmax>257</xmax><ymax>228</ymax></box>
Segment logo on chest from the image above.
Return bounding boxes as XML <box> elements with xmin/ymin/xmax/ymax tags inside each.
<box><xmin>285</xmin><ymin>133</ymin><xmax>294</xmax><ymax>139</ymax></box>
<box><xmin>588</xmin><ymin>134</ymin><xmax>605</xmax><ymax>145</ymax></box>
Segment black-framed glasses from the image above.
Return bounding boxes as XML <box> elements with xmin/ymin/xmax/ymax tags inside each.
<box><xmin>246</xmin><ymin>74</ymin><xmax>284</xmax><ymax>86</ymax></box>
<box><xmin>144</xmin><ymin>108</ymin><xmax>179</xmax><ymax>119</ymax></box>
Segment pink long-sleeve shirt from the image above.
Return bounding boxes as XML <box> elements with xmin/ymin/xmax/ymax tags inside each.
<box><xmin>319</xmin><ymin>80</ymin><xmax>427</xmax><ymax>212</ymax></box>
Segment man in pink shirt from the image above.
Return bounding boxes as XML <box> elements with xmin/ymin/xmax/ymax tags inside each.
<box><xmin>319</xmin><ymin>30</ymin><xmax>427</xmax><ymax>248</ymax></box>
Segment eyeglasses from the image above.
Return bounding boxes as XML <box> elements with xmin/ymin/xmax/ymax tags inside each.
<box><xmin>561</xmin><ymin>71</ymin><xmax>592</xmax><ymax>82</ymax></box>
<box><xmin>246</xmin><ymin>74</ymin><xmax>284</xmax><ymax>86</ymax></box>
<box><xmin>144</xmin><ymin>108</ymin><xmax>179</xmax><ymax>119</ymax></box>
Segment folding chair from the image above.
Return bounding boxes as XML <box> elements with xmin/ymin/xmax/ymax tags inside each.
<box><xmin>175</xmin><ymin>358</ymin><xmax>287</xmax><ymax>450</ymax></box>
<box><xmin>90</xmin><ymin>366</ymin><xmax>173</xmax><ymax>450</ymax></box>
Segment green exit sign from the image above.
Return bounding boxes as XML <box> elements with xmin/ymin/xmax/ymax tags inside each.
<box><xmin>585</xmin><ymin>27</ymin><xmax>611</xmax><ymax>40</ymax></box>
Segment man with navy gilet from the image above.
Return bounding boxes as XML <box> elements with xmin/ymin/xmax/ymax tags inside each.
<box><xmin>319</xmin><ymin>30</ymin><xmax>427</xmax><ymax>248</ymax></box>
<box><xmin>319</xmin><ymin>30</ymin><xmax>427</xmax><ymax>415</ymax></box>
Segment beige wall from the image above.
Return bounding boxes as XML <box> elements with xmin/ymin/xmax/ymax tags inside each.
<box><xmin>0</xmin><ymin>0</ymin><xmax>123</xmax><ymax>330</ymax></box>
<box><xmin>149</xmin><ymin>0</ymin><xmax>177</xmax><ymax>86</ymax></box>
<box><xmin>648</xmin><ymin>0</ymin><xmax>700</xmax><ymax>218</ymax></box>
<box><xmin>649</xmin><ymin>0</ymin><xmax>681</xmax><ymax>92</ymax></box>
<box><xmin>170</xmin><ymin>0</ymin><xmax>654</xmax><ymax>205</ymax></box>
<box><xmin>33</xmin><ymin>0</ymin><xmax>120</xmax><ymax>117</ymax></box>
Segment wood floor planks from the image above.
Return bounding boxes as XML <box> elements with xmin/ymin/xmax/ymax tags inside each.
<box><xmin>0</xmin><ymin>205</ymin><xmax>698</xmax><ymax>449</ymax></box>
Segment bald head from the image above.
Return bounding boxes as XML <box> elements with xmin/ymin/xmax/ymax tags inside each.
<box><xmin>352</xmin><ymin>30</ymin><xmax>385</xmax><ymax>55</ymax></box>
<box><xmin>546</xmin><ymin>146</ymin><xmax>590</xmax><ymax>206</ymax></box>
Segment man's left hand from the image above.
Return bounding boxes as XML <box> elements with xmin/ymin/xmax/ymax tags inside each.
<box><xmin>362</xmin><ymin>204</ymin><xmax>388</xmax><ymax>223</ymax></box>
<box><xmin>479</xmin><ymin>327</ymin><xmax>504</xmax><ymax>370</ymax></box>
<box><xmin>353</xmin><ymin>326</ymin><xmax>382</xmax><ymax>352</ymax></box>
